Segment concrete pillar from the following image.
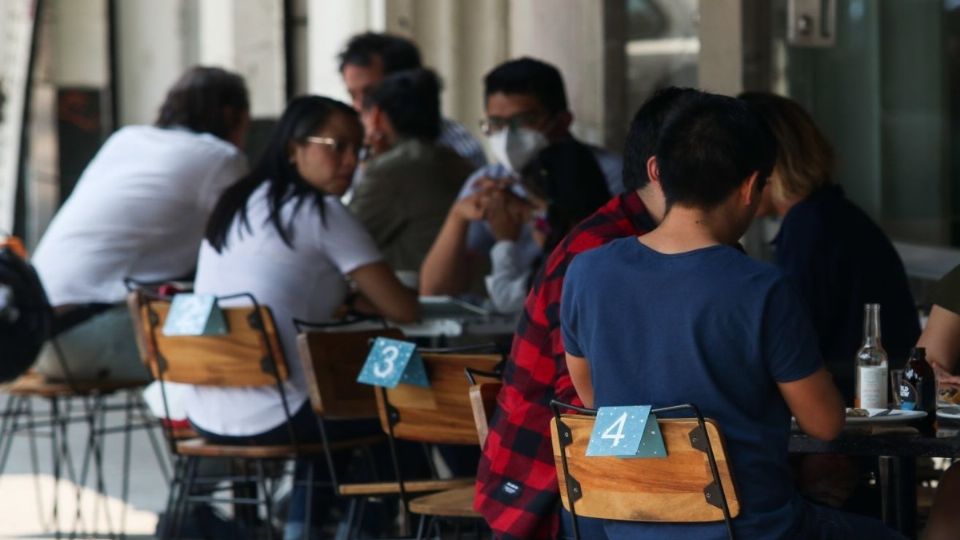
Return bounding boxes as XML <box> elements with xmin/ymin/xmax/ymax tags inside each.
<box><xmin>508</xmin><ymin>1</ymin><xmax>609</xmax><ymax>146</ymax></box>
<box><xmin>388</xmin><ymin>0</ymin><xmax>508</xmax><ymax>143</ymax></box>
<box><xmin>114</xmin><ymin>0</ymin><xmax>188</xmax><ymax>126</ymax></box>
<box><xmin>306</xmin><ymin>0</ymin><xmax>386</xmax><ymax>102</ymax></box>
<box><xmin>52</xmin><ymin>0</ymin><xmax>108</xmax><ymax>87</ymax></box>
<box><xmin>698</xmin><ymin>0</ymin><xmax>744</xmax><ymax>96</ymax></box>
<box><xmin>199</xmin><ymin>0</ymin><xmax>285</xmax><ymax>117</ymax></box>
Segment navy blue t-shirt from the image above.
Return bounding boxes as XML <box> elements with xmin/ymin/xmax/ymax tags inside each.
<box><xmin>561</xmin><ymin>238</ymin><xmax>822</xmax><ymax>540</ymax></box>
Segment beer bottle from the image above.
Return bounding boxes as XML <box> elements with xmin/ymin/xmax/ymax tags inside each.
<box><xmin>900</xmin><ymin>347</ymin><xmax>937</xmax><ymax>434</ymax></box>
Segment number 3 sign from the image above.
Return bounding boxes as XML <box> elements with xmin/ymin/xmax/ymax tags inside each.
<box><xmin>357</xmin><ymin>337</ymin><xmax>429</xmax><ymax>388</ymax></box>
<box><xmin>586</xmin><ymin>406</ymin><xmax>667</xmax><ymax>459</ymax></box>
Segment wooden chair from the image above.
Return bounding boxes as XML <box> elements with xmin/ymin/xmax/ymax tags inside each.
<box><xmin>374</xmin><ymin>349</ymin><xmax>502</xmax><ymax>538</ymax></box>
<box><xmin>139</xmin><ymin>291</ymin><xmax>326</xmax><ymax>539</ymax></box>
<box><xmin>549</xmin><ymin>400</ymin><xmax>740</xmax><ymax>540</ymax></box>
<box><xmin>465</xmin><ymin>368</ymin><xmax>502</xmax><ymax>446</ymax></box>
<box><xmin>295</xmin><ymin>328</ymin><xmax>483</xmax><ymax>538</ymax></box>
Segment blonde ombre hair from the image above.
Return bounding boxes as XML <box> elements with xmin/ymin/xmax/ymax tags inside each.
<box><xmin>739</xmin><ymin>92</ymin><xmax>835</xmax><ymax>204</ymax></box>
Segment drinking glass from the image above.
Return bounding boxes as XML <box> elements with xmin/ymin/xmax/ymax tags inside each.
<box><xmin>889</xmin><ymin>368</ymin><xmax>904</xmax><ymax>407</ymax></box>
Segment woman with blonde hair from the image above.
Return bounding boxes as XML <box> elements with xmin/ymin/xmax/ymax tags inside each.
<box><xmin>739</xmin><ymin>92</ymin><xmax>919</xmax><ymax>403</ymax></box>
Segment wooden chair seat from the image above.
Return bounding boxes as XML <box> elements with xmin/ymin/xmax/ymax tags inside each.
<box><xmin>176</xmin><ymin>434</ymin><xmax>385</xmax><ymax>458</ymax></box>
<box><xmin>338</xmin><ymin>477</ymin><xmax>474</xmax><ymax>497</ymax></box>
<box><xmin>408</xmin><ymin>485</ymin><xmax>479</xmax><ymax>518</ymax></box>
<box><xmin>3</xmin><ymin>372</ymin><xmax>147</xmax><ymax>397</ymax></box>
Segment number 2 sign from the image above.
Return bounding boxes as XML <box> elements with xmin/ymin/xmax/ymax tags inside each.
<box><xmin>357</xmin><ymin>337</ymin><xmax>429</xmax><ymax>388</ymax></box>
<box><xmin>586</xmin><ymin>406</ymin><xmax>667</xmax><ymax>459</ymax></box>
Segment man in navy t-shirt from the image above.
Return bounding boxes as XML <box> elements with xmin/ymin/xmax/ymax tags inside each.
<box><xmin>560</xmin><ymin>95</ymin><xmax>904</xmax><ymax>539</ymax></box>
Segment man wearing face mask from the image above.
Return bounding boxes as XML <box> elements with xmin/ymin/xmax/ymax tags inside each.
<box><xmin>419</xmin><ymin>57</ymin><xmax>623</xmax><ymax>298</ymax></box>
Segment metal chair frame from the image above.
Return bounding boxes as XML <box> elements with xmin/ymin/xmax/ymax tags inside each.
<box><xmin>0</xmin><ymin>307</ymin><xmax>168</xmax><ymax>539</ymax></box>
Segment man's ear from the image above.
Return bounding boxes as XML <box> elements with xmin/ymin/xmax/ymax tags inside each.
<box><xmin>553</xmin><ymin>110</ymin><xmax>574</xmax><ymax>136</ymax></box>
<box><xmin>740</xmin><ymin>171</ymin><xmax>760</xmax><ymax>206</ymax></box>
<box><xmin>646</xmin><ymin>156</ymin><xmax>660</xmax><ymax>185</ymax></box>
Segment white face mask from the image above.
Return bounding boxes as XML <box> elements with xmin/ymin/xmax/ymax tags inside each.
<box><xmin>488</xmin><ymin>127</ymin><xmax>549</xmax><ymax>174</ymax></box>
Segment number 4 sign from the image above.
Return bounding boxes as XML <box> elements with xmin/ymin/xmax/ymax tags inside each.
<box><xmin>586</xmin><ymin>406</ymin><xmax>667</xmax><ymax>459</ymax></box>
<box><xmin>357</xmin><ymin>337</ymin><xmax>430</xmax><ymax>389</ymax></box>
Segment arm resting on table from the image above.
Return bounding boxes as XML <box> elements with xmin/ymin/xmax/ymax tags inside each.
<box><xmin>779</xmin><ymin>367</ymin><xmax>845</xmax><ymax>441</ymax></box>
<box><xmin>349</xmin><ymin>262</ymin><xmax>419</xmax><ymax>323</ymax></box>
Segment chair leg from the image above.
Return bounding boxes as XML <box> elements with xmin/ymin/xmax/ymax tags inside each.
<box><xmin>158</xmin><ymin>457</ymin><xmax>185</xmax><ymax>540</ymax></box>
<box><xmin>255</xmin><ymin>459</ymin><xmax>275</xmax><ymax>540</ymax></box>
<box><xmin>119</xmin><ymin>390</ymin><xmax>135</xmax><ymax>536</ymax></box>
<box><xmin>302</xmin><ymin>459</ymin><xmax>315</xmax><ymax>540</ymax></box>
<box><xmin>171</xmin><ymin>456</ymin><xmax>199</xmax><ymax>540</ymax></box>
<box><xmin>134</xmin><ymin>395</ymin><xmax>172</xmax><ymax>482</ymax></box>
<box><xmin>414</xmin><ymin>514</ymin><xmax>427</xmax><ymax>540</ymax></box>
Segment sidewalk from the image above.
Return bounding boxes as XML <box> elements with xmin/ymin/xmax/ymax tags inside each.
<box><xmin>0</xmin><ymin>391</ymin><xmax>166</xmax><ymax>538</ymax></box>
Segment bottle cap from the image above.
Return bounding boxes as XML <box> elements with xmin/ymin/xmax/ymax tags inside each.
<box><xmin>910</xmin><ymin>347</ymin><xmax>926</xmax><ymax>358</ymax></box>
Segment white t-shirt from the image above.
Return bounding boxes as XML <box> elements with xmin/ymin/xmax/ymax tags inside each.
<box><xmin>184</xmin><ymin>183</ymin><xmax>382</xmax><ymax>436</ymax></box>
<box><xmin>32</xmin><ymin>125</ymin><xmax>248</xmax><ymax>305</ymax></box>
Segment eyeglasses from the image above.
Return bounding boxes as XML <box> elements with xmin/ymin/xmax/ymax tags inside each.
<box><xmin>479</xmin><ymin>111</ymin><xmax>548</xmax><ymax>135</ymax></box>
<box><xmin>305</xmin><ymin>136</ymin><xmax>361</xmax><ymax>157</ymax></box>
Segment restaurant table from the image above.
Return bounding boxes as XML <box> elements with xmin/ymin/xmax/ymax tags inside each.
<box><xmin>789</xmin><ymin>419</ymin><xmax>960</xmax><ymax>537</ymax></box>
<box><xmin>348</xmin><ymin>296</ymin><xmax>520</xmax><ymax>340</ymax></box>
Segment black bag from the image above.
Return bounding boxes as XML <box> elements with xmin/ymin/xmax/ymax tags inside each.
<box><xmin>0</xmin><ymin>245</ymin><xmax>52</xmax><ymax>382</ymax></box>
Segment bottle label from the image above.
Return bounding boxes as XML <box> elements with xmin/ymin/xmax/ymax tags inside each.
<box><xmin>858</xmin><ymin>366</ymin><xmax>887</xmax><ymax>409</ymax></box>
<box><xmin>899</xmin><ymin>380</ymin><xmax>918</xmax><ymax>411</ymax></box>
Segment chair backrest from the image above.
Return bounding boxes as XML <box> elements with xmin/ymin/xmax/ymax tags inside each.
<box><xmin>140</xmin><ymin>296</ymin><xmax>287</xmax><ymax>386</ymax></box>
<box><xmin>376</xmin><ymin>352</ymin><xmax>502</xmax><ymax>445</ymax></box>
<box><xmin>296</xmin><ymin>327</ymin><xmax>405</xmax><ymax>420</ymax></box>
<box><xmin>550</xmin><ymin>413</ymin><xmax>740</xmax><ymax>523</ymax></box>
<box><xmin>126</xmin><ymin>291</ymin><xmax>151</xmax><ymax>367</ymax></box>
<box><xmin>469</xmin><ymin>381</ymin><xmax>501</xmax><ymax>445</ymax></box>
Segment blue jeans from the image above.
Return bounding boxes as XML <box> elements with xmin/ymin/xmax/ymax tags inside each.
<box><xmin>192</xmin><ymin>402</ymin><xmax>384</xmax><ymax>539</ymax></box>
<box><xmin>793</xmin><ymin>500</ymin><xmax>908</xmax><ymax>540</ymax></box>
<box><xmin>559</xmin><ymin>507</ymin><xmax>607</xmax><ymax>540</ymax></box>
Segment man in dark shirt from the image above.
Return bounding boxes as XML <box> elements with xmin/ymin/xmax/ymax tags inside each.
<box><xmin>741</xmin><ymin>92</ymin><xmax>920</xmax><ymax>404</ymax></box>
<box><xmin>474</xmin><ymin>87</ymin><xmax>702</xmax><ymax>539</ymax></box>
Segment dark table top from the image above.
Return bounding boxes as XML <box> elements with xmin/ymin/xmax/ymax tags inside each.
<box><xmin>789</xmin><ymin>420</ymin><xmax>960</xmax><ymax>458</ymax></box>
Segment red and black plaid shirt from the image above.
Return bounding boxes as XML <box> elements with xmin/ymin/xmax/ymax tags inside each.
<box><xmin>475</xmin><ymin>191</ymin><xmax>656</xmax><ymax>539</ymax></box>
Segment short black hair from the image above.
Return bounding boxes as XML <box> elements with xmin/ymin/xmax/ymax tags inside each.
<box><xmin>656</xmin><ymin>94</ymin><xmax>776</xmax><ymax>210</ymax></box>
<box><xmin>155</xmin><ymin>66</ymin><xmax>249</xmax><ymax>140</ymax></box>
<box><xmin>338</xmin><ymin>32</ymin><xmax>422</xmax><ymax>74</ymax></box>
<box><xmin>363</xmin><ymin>68</ymin><xmax>442</xmax><ymax>140</ymax></box>
<box><xmin>622</xmin><ymin>87</ymin><xmax>705</xmax><ymax>191</ymax></box>
<box><xmin>483</xmin><ymin>57</ymin><xmax>568</xmax><ymax>115</ymax></box>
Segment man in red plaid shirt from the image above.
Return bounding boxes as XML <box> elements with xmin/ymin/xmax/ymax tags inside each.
<box><xmin>475</xmin><ymin>87</ymin><xmax>704</xmax><ymax>539</ymax></box>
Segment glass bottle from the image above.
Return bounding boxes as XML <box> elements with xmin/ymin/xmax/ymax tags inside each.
<box><xmin>900</xmin><ymin>347</ymin><xmax>937</xmax><ymax>434</ymax></box>
<box><xmin>855</xmin><ymin>304</ymin><xmax>888</xmax><ymax>409</ymax></box>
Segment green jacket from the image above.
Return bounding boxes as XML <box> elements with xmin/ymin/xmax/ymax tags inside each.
<box><xmin>349</xmin><ymin>138</ymin><xmax>475</xmax><ymax>272</ymax></box>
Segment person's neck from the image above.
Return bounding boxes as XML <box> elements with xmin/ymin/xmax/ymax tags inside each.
<box><xmin>636</xmin><ymin>187</ymin><xmax>665</xmax><ymax>224</ymax></box>
<box><xmin>775</xmin><ymin>195</ymin><xmax>800</xmax><ymax>217</ymax></box>
<box><xmin>638</xmin><ymin>205</ymin><xmax>730</xmax><ymax>254</ymax></box>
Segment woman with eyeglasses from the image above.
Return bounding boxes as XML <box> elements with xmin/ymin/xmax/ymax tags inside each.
<box><xmin>186</xmin><ymin>95</ymin><xmax>418</xmax><ymax>538</ymax></box>
<box><xmin>348</xmin><ymin>68</ymin><xmax>475</xmax><ymax>279</ymax></box>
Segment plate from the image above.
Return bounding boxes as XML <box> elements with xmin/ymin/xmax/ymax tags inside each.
<box><xmin>938</xmin><ymin>406</ymin><xmax>960</xmax><ymax>421</ymax></box>
<box><xmin>419</xmin><ymin>296</ymin><xmax>490</xmax><ymax>318</ymax></box>
<box><xmin>844</xmin><ymin>408</ymin><xmax>926</xmax><ymax>424</ymax></box>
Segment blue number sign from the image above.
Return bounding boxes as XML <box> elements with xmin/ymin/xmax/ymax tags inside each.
<box><xmin>357</xmin><ymin>337</ymin><xmax>429</xmax><ymax>388</ymax></box>
<box><xmin>162</xmin><ymin>293</ymin><xmax>228</xmax><ymax>336</ymax></box>
<box><xmin>586</xmin><ymin>406</ymin><xmax>667</xmax><ymax>459</ymax></box>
